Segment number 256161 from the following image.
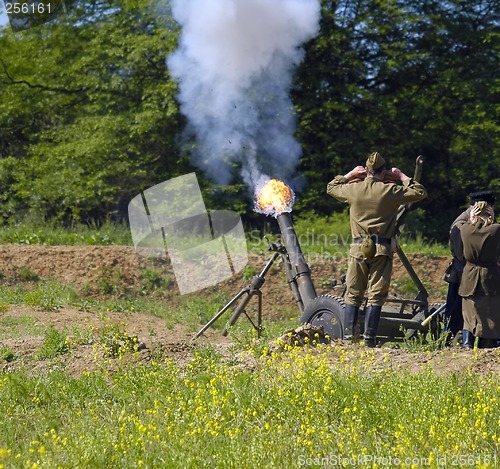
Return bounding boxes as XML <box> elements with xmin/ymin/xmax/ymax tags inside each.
<box><xmin>5</xmin><ymin>3</ymin><xmax>52</xmax><ymax>15</ymax></box>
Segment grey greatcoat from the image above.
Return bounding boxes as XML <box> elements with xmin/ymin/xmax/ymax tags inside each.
<box><xmin>459</xmin><ymin>221</ymin><xmax>500</xmax><ymax>338</ymax></box>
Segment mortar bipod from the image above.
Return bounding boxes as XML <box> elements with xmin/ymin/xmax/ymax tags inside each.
<box><xmin>191</xmin><ymin>241</ymin><xmax>283</xmax><ymax>341</ymax></box>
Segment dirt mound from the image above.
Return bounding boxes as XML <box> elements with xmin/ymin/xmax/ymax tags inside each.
<box><xmin>0</xmin><ymin>244</ymin><xmax>168</xmax><ymax>293</ymax></box>
<box><xmin>0</xmin><ymin>244</ymin><xmax>447</xmax><ymax>303</ymax></box>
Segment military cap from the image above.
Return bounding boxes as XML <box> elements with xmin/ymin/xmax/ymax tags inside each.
<box><xmin>366</xmin><ymin>151</ymin><xmax>386</xmax><ymax>171</ymax></box>
<box><xmin>469</xmin><ymin>190</ymin><xmax>496</xmax><ymax>206</ymax></box>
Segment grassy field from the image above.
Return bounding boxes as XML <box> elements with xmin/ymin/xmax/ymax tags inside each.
<box><xmin>0</xmin><ymin>280</ymin><xmax>499</xmax><ymax>468</ymax></box>
<box><xmin>2</xmin><ymin>220</ymin><xmax>499</xmax><ymax>468</ymax></box>
<box><xmin>0</xmin><ymin>343</ymin><xmax>499</xmax><ymax>468</ymax></box>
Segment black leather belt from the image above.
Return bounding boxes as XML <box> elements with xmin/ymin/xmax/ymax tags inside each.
<box><xmin>354</xmin><ymin>236</ymin><xmax>392</xmax><ymax>245</ymax></box>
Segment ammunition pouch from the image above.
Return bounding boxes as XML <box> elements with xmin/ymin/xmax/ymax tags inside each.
<box><xmin>354</xmin><ymin>235</ymin><xmax>392</xmax><ymax>259</ymax></box>
<box><xmin>358</xmin><ymin>237</ymin><xmax>375</xmax><ymax>258</ymax></box>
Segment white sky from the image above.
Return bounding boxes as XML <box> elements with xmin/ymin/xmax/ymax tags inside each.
<box><xmin>0</xmin><ymin>3</ymin><xmax>9</xmax><ymax>29</ymax></box>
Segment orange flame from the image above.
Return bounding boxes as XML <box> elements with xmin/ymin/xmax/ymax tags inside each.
<box><xmin>255</xmin><ymin>178</ymin><xmax>295</xmax><ymax>217</ymax></box>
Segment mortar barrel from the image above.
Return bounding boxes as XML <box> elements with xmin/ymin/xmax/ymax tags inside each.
<box><xmin>276</xmin><ymin>212</ymin><xmax>317</xmax><ymax>307</ymax></box>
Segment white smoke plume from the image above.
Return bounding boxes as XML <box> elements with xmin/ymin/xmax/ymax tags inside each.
<box><xmin>167</xmin><ymin>0</ymin><xmax>321</xmax><ymax>189</ymax></box>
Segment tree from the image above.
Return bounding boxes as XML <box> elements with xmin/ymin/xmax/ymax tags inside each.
<box><xmin>1</xmin><ymin>0</ymin><xmax>498</xmax><ymax>242</ymax></box>
<box><xmin>293</xmin><ymin>0</ymin><xmax>499</xmax><ymax>239</ymax></box>
<box><xmin>0</xmin><ymin>0</ymin><xmax>185</xmax><ymax>223</ymax></box>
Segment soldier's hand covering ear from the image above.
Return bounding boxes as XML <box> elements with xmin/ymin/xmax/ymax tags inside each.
<box><xmin>387</xmin><ymin>167</ymin><xmax>410</xmax><ymax>182</ymax></box>
<box><xmin>344</xmin><ymin>166</ymin><xmax>367</xmax><ymax>180</ymax></box>
<box><xmin>470</xmin><ymin>201</ymin><xmax>486</xmax><ymax>224</ymax></box>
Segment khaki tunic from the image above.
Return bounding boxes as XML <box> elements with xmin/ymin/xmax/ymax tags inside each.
<box><xmin>327</xmin><ymin>176</ymin><xmax>427</xmax><ymax>306</ymax></box>
<box><xmin>459</xmin><ymin>221</ymin><xmax>500</xmax><ymax>338</ymax></box>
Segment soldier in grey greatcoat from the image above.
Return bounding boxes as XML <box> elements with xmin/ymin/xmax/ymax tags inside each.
<box><xmin>443</xmin><ymin>190</ymin><xmax>496</xmax><ymax>348</ymax></box>
<box><xmin>327</xmin><ymin>152</ymin><xmax>427</xmax><ymax>346</ymax></box>
<box><xmin>459</xmin><ymin>201</ymin><xmax>500</xmax><ymax>348</ymax></box>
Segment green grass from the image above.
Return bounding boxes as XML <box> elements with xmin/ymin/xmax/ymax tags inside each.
<box><xmin>0</xmin><ymin>219</ymin><xmax>470</xmax><ymax>467</ymax></box>
<box><xmin>35</xmin><ymin>327</ymin><xmax>71</xmax><ymax>360</ymax></box>
<box><xmin>0</xmin><ymin>220</ymin><xmax>132</xmax><ymax>246</ymax></box>
<box><xmin>0</xmin><ymin>347</ymin><xmax>498</xmax><ymax>468</ymax></box>
<box><xmin>0</xmin><ymin>315</ymin><xmax>46</xmax><ymax>340</ymax></box>
<box><xmin>0</xmin><ymin>217</ymin><xmax>449</xmax><ymax>258</ymax></box>
<box><xmin>0</xmin><ymin>264</ymin><xmax>497</xmax><ymax>467</ymax></box>
<box><xmin>398</xmin><ymin>234</ymin><xmax>450</xmax><ymax>257</ymax></box>
<box><xmin>0</xmin><ymin>343</ymin><xmax>16</xmax><ymax>362</ymax></box>
<box><xmin>0</xmin><ymin>281</ymin><xmax>79</xmax><ymax>311</ymax></box>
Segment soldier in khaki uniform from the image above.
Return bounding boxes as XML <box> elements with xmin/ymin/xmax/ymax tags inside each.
<box><xmin>459</xmin><ymin>201</ymin><xmax>500</xmax><ymax>348</ymax></box>
<box><xmin>327</xmin><ymin>152</ymin><xmax>427</xmax><ymax>346</ymax></box>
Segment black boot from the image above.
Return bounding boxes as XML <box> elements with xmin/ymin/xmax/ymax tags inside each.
<box><xmin>343</xmin><ymin>304</ymin><xmax>359</xmax><ymax>341</ymax></box>
<box><xmin>363</xmin><ymin>305</ymin><xmax>382</xmax><ymax>348</ymax></box>
<box><xmin>462</xmin><ymin>330</ymin><xmax>475</xmax><ymax>350</ymax></box>
<box><xmin>477</xmin><ymin>338</ymin><xmax>496</xmax><ymax>349</ymax></box>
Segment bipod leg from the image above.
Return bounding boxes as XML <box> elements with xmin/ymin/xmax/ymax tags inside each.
<box><xmin>222</xmin><ymin>288</ymin><xmax>260</xmax><ymax>336</ymax></box>
<box><xmin>191</xmin><ymin>287</ymin><xmax>250</xmax><ymax>341</ymax></box>
<box><xmin>221</xmin><ymin>253</ymin><xmax>279</xmax><ymax>336</ymax></box>
<box><xmin>242</xmin><ymin>289</ymin><xmax>264</xmax><ymax>337</ymax></box>
<box><xmin>257</xmin><ymin>288</ymin><xmax>263</xmax><ymax>337</ymax></box>
<box><xmin>194</xmin><ymin>251</ymin><xmax>280</xmax><ymax>341</ymax></box>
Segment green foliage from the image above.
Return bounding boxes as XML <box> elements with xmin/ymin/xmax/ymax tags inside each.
<box><xmin>0</xmin><ymin>343</ymin><xmax>16</xmax><ymax>362</ymax></box>
<box><xmin>23</xmin><ymin>281</ymin><xmax>78</xmax><ymax>311</ymax></box>
<box><xmin>180</xmin><ymin>295</ymin><xmax>229</xmax><ymax>331</ymax></box>
<box><xmin>391</xmin><ymin>274</ymin><xmax>420</xmax><ymax>298</ymax></box>
<box><xmin>293</xmin><ymin>0</ymin><xmax>499</xmax><ymax>242</ymax></box>
<box><xmin>227</xmin><ymin>316</ymin><xmax>299</xmax><ymax>357</ymax></box>
<box><xmin>99</xmin><ymin>324</ymin><xmax>141</xmax><ymax>358</ymax></box>
<box><xmin>0</xmin><ymin>314</ymin><xmax>43</xmax><ymax>339</ymax></box>
<box><xmin>241</xmin><ymin>265</ymin><xmax>258</xmax><ymax>281</ymax></box>
<box><xmin>1</xmin><ymin>282</ymin><xmax>78</xmax><ymax>310</ymax></box>
<box><xmin>17</xmin><ymin>267</ymin><xmax>39</xmax><ymax>282</ymax></box>
<box><xmin>403</xmin><ymin>326</ymin><xmax>450</xmax><ymax>352</ymax></box>
<box><xmin>35</xmin><ymin>326</ymin><xmax>70</xmax><ymax>359</ymax></box>
<box><xmin>139</xmin><ymin>268</ymin><xmax>171</xmax><ymax>293</ymax></box>
<box><xmin>0</xmin><ymin>220</ymin><xmax>132</xmax><ymax>245</ymax></box>
<box><xmin>94</xmin><ymin>265</ymin><xmax>124</xmax><ymax>296</ymax></box>
<box><xmin>0</xmin><ymin>0</ymin><xmax>183</xmax><ymax>224</ymax></box>
<box><xmin>190</xmin><ymin>342</ymin><xmax>223</xmax><ymax>365</ymax></box>
<box><xmin>293</xmin><ymin>210</ymin><xmax>352</xmax><ymax>256</ymax></box>
<box><xmin>0</xmin><ymin>0</ymin><xmax>498</xmax><ymax>244</ymax></box>
<box><xmin>399</xmin><ymin>235</ymin><xmax>450</xmax><ymax>257</ymax></box>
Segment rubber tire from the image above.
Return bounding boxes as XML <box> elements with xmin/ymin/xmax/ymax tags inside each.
<box><xmin>300</xmin><ymin>295</ymin><xmax>345</xmax><ymax>340</ymax></box>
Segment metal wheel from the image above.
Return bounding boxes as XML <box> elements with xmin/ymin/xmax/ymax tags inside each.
<box><xmin>300</xmin><ymin>295</ymin><xmax>345</xmax><ymax>340</ymax></box>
